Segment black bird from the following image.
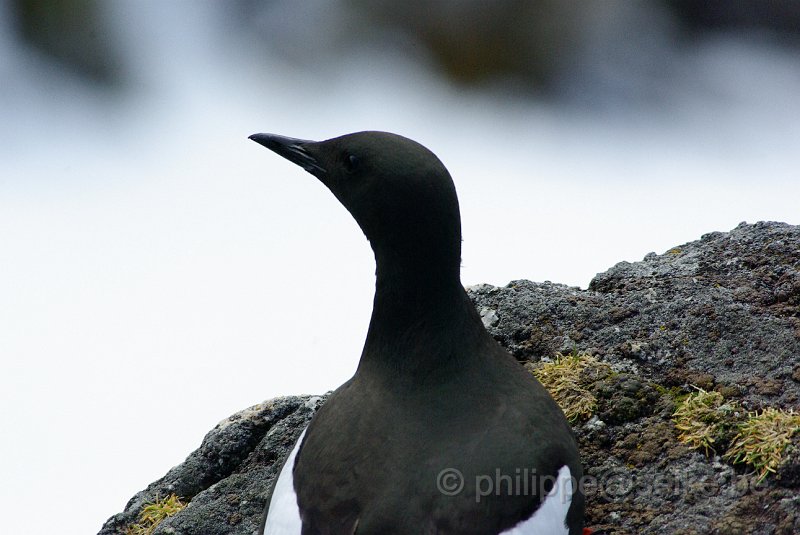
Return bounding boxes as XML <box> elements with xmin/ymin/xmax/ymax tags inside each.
<box><xmin>250</xmin><ymin>131</ymin><xmax>584</xmax><ymax>535</ymax></box>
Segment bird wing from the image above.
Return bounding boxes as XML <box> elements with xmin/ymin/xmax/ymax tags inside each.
<box><xmin>262</xmin><ymin>428</ymin><xmax>307</xmax><ymax>535</ymax></box>
<box><xmin>498</xmin><ymin>465</ymin><xmax>573</xmax><ymax>535</ymax></box>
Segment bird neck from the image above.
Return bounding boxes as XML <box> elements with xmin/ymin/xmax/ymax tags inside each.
<box><xmin>356</xmin><ymin>249</ymin><xmax>486</xmax><ymax>382</ymax></box>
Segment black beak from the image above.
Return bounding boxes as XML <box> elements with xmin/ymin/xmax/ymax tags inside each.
<box><xmin>249</xmin><ymin>133</ymin><xmax>327</xmax><ymax>176</ymax></box>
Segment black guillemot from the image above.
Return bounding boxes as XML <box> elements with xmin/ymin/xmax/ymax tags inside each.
<box><xmin>250</xmin><ymin>131</ymin><xmax>585</xmax><ymax>535</ymax></box>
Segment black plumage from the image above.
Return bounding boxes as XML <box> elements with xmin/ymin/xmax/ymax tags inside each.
<box><xmin>250</xmin><ymin>131</ymin><xmax>584</xmax><ymax>535</ymax></box>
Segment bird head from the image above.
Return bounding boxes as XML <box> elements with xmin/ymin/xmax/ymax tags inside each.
<box><xmin>250</xmin><ymin>131</ymin><xmax>462</xmax><ymax>270</ymax></box>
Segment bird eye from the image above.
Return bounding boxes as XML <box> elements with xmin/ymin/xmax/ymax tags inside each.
<box><xmin>344</xmin><ymin>153</ymin><xmax>360</xmax><ymax>172</ymax></box>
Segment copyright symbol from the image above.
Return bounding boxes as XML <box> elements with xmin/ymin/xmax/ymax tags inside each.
<box><xmin>599</xmin><ymin>467</ymin><xmax>634</xmax><ymax>500</ymax></box>
<box><xmin>436</xmin><ymin>468</ymin><xmax>464</xmax><ymax>496</ymax></box>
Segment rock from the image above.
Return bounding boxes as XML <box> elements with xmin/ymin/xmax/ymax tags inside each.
<box><xmin>474</xmin><ymin>221</ymin><xmax>800</xmax><ymax>408</ymax></box>
<box><xmin>98</xmin><ymin>396</ymin><xmax>324</xmax><ymax>535</ymax></box>
<box><xmin>99</xmin><ymin>222</ymin><xmax>800</xmax><ymax>534</ymax></box>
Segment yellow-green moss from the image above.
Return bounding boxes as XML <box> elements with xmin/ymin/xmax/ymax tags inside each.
<box><xmin>723</xmin><ymin>408</ymin><xmax>800</xmax><ymax>483</ymax></box>
<box><xmin>126</xmin><ymin>494</ymin><xmax>187</xmax><ymax>535</ymax></box>
<box><xmin>653</xmin><ymin>383</ymin><xmax>688</xmax><ymax>401</ymax></box>
<box><xmin>530</xmin><ymin>352</ymin><xmax>611</xmax><ymax>423</ymax></box>
<box><xmin>672</xmin><ymin>388</ymin><xmax>736</xmax><ymax>454</ymax></box>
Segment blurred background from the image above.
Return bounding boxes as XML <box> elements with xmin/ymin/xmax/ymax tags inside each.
<box><xmin>1</xmin><ymin>1</ymin><xmax>798</xmax><ymax>533</ymax></box>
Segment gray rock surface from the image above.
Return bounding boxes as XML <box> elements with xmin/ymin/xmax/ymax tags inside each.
<box><xmin>99</xmin><ymin>396</ymin><xmax>325</xmax><ymax>535</ymax></box>
<box><xmin>472</xmin><ymin>220</ymin><xmax>800</xmax><ymax>409</ymax></box>
<box><xmin>99</xmin><ymin>222</ymin><xmax>799</xmax><ymax>534</ymax></box>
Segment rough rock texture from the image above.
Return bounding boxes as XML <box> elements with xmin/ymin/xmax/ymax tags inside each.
<box><xmin>99</xmin><ymin>222</ymin><xmax>799</xmax><ymax>535</ymax></box>
<box><xmin>473</xmin><ymin>221</ymin><xmax>800</xmax><ymax>409</ymax></box>
<box><xmin>98</xmin><ymin>396</ymin><xmax>325</xmax><ymax>535</ymax></box>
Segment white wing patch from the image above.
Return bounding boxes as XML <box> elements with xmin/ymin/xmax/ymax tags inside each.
<box><xmin>500</xmin><ymin>465</ymin><xmax>573</xmax><ymax>534</ymax></box>
<box><xmin>263</xmin><ymin>428</ymin><xmax>307</xmax><ymax>535</ymax></box>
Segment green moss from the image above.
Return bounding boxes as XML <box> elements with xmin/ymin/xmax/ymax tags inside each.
<box><xmin>672</xmin><ymin>388</ymin><xmax>738</xmax><ymax>454</ymax></box>
<box><xmin>126</xmin><ymin>494</ymin><xmax>187</xmax><ymax>535</ymax></box>
<box><xmin>530</xmin><ymin>352</ymin><xmax>611</xmax><ymax>423</ymax></box>
<box><xmin>723</xmin><ymin>408</ymin><xmax>800</xmax><ymax>483</ymax></box>
<box><xmin>672</xmin><ymin>390</ymin><xmax>798</xmax><ymax>482</ymax></box>
<box><xmin>653</xmin><ymin>383</ymin><xmax>688</xmax><ymax>401</ymax></box>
